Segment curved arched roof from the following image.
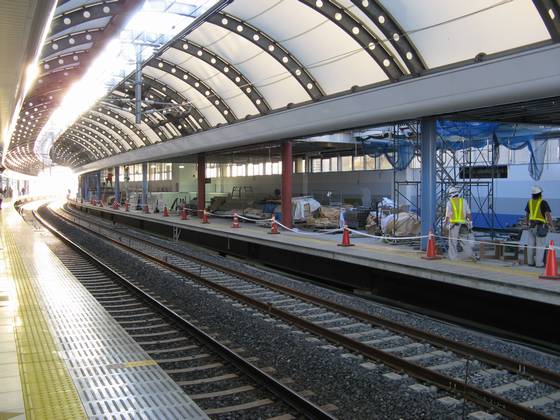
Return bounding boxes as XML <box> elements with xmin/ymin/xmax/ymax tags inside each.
<box><xmin>3</xmin><ymin>0</ymin><xmax>142</xmax><ymax>174</ymax></box>
<box><xmin>35</xmin><ymin>0</ymin><xmax>560</xmax><ymax>169</ymax></box>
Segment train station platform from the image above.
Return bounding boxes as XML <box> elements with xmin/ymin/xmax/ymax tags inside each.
<box><xmin>71</xmin><ymin>202</ymin><xmax>560</xmax><ymax>308</ymax></box>
<box><xmin>0</xmin><ymin>203</ymin><xmax>206</xmax><ymax>419</ymax></box>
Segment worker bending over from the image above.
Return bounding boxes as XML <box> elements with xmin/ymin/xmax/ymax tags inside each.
<box><xmin>525</xmin><ymin>186</ymin><xmax>554</xmax><ymax>267</ymax></box>
<box><xmin>445</xmin><ymin>186</ymin><xmax>474</xmax><ymax>260</ymax></box>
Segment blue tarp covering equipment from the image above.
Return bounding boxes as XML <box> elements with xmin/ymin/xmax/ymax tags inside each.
<box><xmin>359</xmin><ymin>121</ymin><xmax>559</xmax><ymax>180</ymax></box>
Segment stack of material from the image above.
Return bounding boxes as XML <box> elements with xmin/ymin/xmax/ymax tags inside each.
<box><xmin>243</xmin><ymin>207</ymin><xmax>265</xmax><ymax>219</ymax></box>
<box><xmin>305</xmin><ymin>205</ymin><xmax>340</xmax><ymax>229</ymax></box>
<box><xmin>305</xmin><ymin>216</ymin><xmax>338</xmax><ymax>229</ymax></box>
<box><xmin>381</xmin><ymin>212</ymin><xmax>421</xmax><ymax>236</ymax></box>
<box><xmin>345</xmin><ymin>208</ymin><xmax>370</xmax><ymax>229</ymax></box>
<box><xmin>365</xmin><ymin>214</ymin><xmax>381</xmax><ymax>235</ymax></box>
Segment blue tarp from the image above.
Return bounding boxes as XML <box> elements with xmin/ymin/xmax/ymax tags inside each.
<box><xmin>359</xmin><ymin>121</ymin><xmax>559</xmax><ymax>180</ymax></box>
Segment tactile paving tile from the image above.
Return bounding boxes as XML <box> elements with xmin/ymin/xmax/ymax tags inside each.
<box><xmin>5</xmin><ymin>224</ymin><xmax>207</xmax><ymax>419</ymax></box>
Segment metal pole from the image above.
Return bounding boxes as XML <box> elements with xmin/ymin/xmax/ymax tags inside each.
<box><xmin>142</xmin><ymin>162</ymin><xmax>148</xmax><ymax>208</ymax></box>
<box><xmin>421</xmin><ymin>117</ymin><xmax>437</xmax><ymax>250</ymax></box>
<box><xmin>281</xmin><ymin>141</ymin><xmax>293</xmax><ymax>228</ymax></box>
<box><xmin>135</xmin><ymin>44</ymin><xmax>142</xmax><ymax>124</ymax></box>
<box><xmin>197</xmin><ymin>154</ymin><xmax>206</xmax><ymax>217</ymax></box>
<box><xmin>114</xmin><ymin>166</ymin><xmax>121</xmax><ymax>202</ymax></box>
<box><xmin>96</xmin><ymin>171</ymin><xmax>101</xmax><ymax>201</ymax></box>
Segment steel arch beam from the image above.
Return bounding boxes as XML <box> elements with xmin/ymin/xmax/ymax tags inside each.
<box><xmin>85</xmin><ymin>110</ymin><xmax>146</xmax><ymax>148</ymax></box>
<box><xmin>149</xmin><ymin>58</ymin><xmax>237</xmax><ymax>123</ymax></box>
<box><xmin>300</xmin><ymin>0</ymin><xmax>403</xmax><ymax>80</ymax></box>
<box><xmin>207</xmin><ymin>12</ymin><xmax>325</xmax><ymax>99</ymax></box>
<box><xmin>113</xmin><ymin>84</ymin><xmax>202</xmax><ymax>135</ymax></box>
<box><xmin>348</xmin><ymin>0</ymin><xmax>426</xmax><ymax>75</ymax></box>
<box><xmin>61</xmin><ymin>133</ymin><xmax>106</xmax><ymax>160</ymax></box>
<box><xmin>140</xmin><ymin>76</ymin><xmax>211</xmax><ymax>130</ymax></box>
<box><xmin>168</xmin><ymin>39</ymin><xmax>271</xmax><ymax>113</ymax></box>
<box><xmin>66</xmin><ymin>127</ymin><xmax>113</xmax><ymax>156</ymax></box>
<box><xmin>78</xmin><ymin>117</ymin><xmax>133</xmax><ymax>151</ymax></box>
<box><xmin>139</xmin><ymin>87</ymin><xmax>197</xmax><ymax>135</ymax></box>
<box><xmin>74</xmin><ymin>121</ymin><xmax>125</xmax><ymax>153</ymax></box>
<box><xmin>50</xmin><ymin>1</ymin><xmax>124</xmax><ymax>37</ymax></box>
<box><xmin>89</xmin><ymin>109</ymin><xmax>151</xmax><ymax>146</ymax></box>
<box><xmin>91</xmin><ymin>107</ymin><xmax>157</xmax><ymax>146</ymax></box>
<box><xmin>533</xmin><ymin>0</ymin><xmax>560</xmax><ymax>42</ymax></box>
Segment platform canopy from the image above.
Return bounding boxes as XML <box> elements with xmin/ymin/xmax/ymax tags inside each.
<box><xmin>2</xmin><ymin>0</ymin><xmax>143</xmax><ymax>175</ymax></box>
<box><xmin>7</xmin><ymin>0</ymin><xmax>560</xmax><ymax>172</ymax></box>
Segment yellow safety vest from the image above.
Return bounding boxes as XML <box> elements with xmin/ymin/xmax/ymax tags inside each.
<box><xmin>450</xmin><ymin>197</ymin><xmax>465</xmax><ymax>224</ymax></box>
<box><xmin>528</xmin><ymin>198</ymin><xmax>546</xmax><ymax>223</ymax></box>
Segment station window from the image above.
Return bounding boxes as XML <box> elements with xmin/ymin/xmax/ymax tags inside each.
<box><xmin>206</xmin><ymin>163</ymin><xmax>218</xmax><ymax>178</ymax></box>
<box><xmin>321</xmin><ymin>158</ymin><xmax>331</xmax><ymax>172</ymax></box>
<box><xmin>311</xmin><ymin>158</ymin><xmax>321</xmax><ymax>173</ymax></box>
<box><xmin>330</xmin><ymin>156</ymin><xmax>338</xmax><ymax>172</ymax></box>
<box><xmin>272</xmin><ymin>161</ymin><xmax>281</xmax><ymax>175</ymax></box>
<box><xmin>341</xmin><ymin>156</ymin><xmax>352</xmax><ymax>171</ymax></box>
<box><xmin>365</xmin><ymin>155</ymin><xmax>376</xmax><ymax>170</ymax></box>
<box><xmin>295</xmin><ymin>158</ymin><xmax>306</xmax><ymax>173</ymax></box>
<box><xmin>353</xmin><ymin>156</ymin><xmax>364</xmax><ymax>171</ymax></box>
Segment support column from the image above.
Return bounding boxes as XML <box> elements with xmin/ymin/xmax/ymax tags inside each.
<box><xmin>281</xmin><ymin>141</ymin><xmax>293</xmax><ymax>228</ymax></box>
<box><xmin>95</xmin><ymin>171</ymin><xmax>101</xmax><ymax>201</ymax></box>
<box><xmin>197</xmin><ymin>154</ymin><xmax>205</xmax><ymax>217</ymax></box>
<box><xmin>142</xmin><ymin>162</ymin><xmax>148</xmax><ymax>208</ymax></box>
<box><xmin>114</xmin><ymin>166</ymin><xmax>120</xmax><ymax>202</ymax></box>
<box><xmin>135</xmin><ymin>45</ymin><xmax>142</xmax><ymax>124</ymax></box>
<box><xmin>420</xmin><ymin>117</ymin><xmax>437</xmax><ymax>250</ymax></box>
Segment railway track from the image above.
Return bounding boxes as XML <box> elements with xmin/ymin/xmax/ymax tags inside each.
<box><xmin>47</xmin><ymin>204</ymin><xmax>560</xmax><ymax>419</ymax></box>
<box><xmin>33</xmin><ymin>206</ymin><xmax>334</xmax><ymax>419</ymax></box>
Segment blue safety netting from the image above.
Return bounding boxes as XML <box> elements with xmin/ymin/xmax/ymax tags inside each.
<box><xmin>359</xmin><ymin>121</ymin><xmax>559</xmax><ymax>180</ymax></box>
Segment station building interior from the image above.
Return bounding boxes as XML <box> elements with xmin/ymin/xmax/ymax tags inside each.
<box><xmin>1</xmin><ymin>0</ymin><xmax>560</xmax><ymax>419</ymax></box>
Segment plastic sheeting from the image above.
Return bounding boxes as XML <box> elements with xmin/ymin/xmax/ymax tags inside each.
<box><xmin>359</xmin><ymin>121</ymin><xmax>559</xmax><ymax>180</ymax></box>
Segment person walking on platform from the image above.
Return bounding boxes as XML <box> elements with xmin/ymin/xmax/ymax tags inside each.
<box><xmin>525</xmin><ymin>186</ymin><xmax>554</xmax><ymax>267</ymax></box>
<box><xmin>445</xmin><ymin>186</ymin><xmax>474</xmax><ymax>260</ymax></box>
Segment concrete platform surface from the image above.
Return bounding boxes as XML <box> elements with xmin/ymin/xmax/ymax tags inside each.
<box><xmin>72</xmin><ymin>202</ymin><xmax>560</xmax><ymax>307</ymax></box>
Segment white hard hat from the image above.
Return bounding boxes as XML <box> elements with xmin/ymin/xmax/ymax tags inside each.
<box><xmin>531</xmin><ymin>185</ymin><xmax>543</xmax><ymax>194</ymax></box>
<box><xmin>448</xmin><ymin>186</ymin><xmax>460</xmax><ymax>196</ymax></box>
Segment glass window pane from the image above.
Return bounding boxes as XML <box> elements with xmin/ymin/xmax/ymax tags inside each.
<box><xmin>341</xmin><ymin>156</ymin><xmax>352</xmax><ymax>171</ymax></box>
<box><xmin>353</xmin><ymin>156</ymin><xmax>364</xmax><ymax>171</ymax></box>
<box><xmin>322</xmin><ymin>158</ymin><xmax>330</xmax><ymax>172</ymax></box>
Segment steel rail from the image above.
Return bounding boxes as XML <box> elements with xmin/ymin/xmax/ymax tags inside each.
<box><xmin>65</xmin><ymin>204</ymin><xmax>560</xmax><ymax>389</ymax></box>
<box><xmin>58</xmin><ymin>205</ymin><xmax>556</xmax><ymax>419</ymax></box>
<box><xmin>34</xmin><ymin>206</ymin><xmax>335</xmax><ymax>420</ymax></box>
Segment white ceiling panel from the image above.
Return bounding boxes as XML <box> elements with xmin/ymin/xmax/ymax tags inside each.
<box><xmin>143</xmin><ymin>66</ymin><xmax>227</xmax><ymax>126</ymax></box>
<box><xmin>160</xmin><ymin>48</ymin><xmax>259</xmax><ymax>117</ymax></box>
<box><xmin>189</xmin><ymin>23</ymin><xmax>310</xmax><ymax>108</ymax></box>
<box><xmin>380</xmin><ymin>0</ymin><xmax>550</xmax><ymax>69</ymax></box>
<box><xmin>305</xmin><ymin>49</ymin><xmax>387</xmax><ymax>95</ymax></box>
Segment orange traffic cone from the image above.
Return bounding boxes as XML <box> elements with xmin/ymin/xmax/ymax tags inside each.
<box><xmin>125</xmin><ymin>200</ymin><xmax>129</xmax><ymax>212</ymax></box>
<box><xmin>269</xmin><ymin>216</ymin><xmax>280</xmax><ymax>234</ymax></box>
<box><xmin>201</xmin><ymin>210</ymin><xmax>209</xmax><ymax>224</ymax></box>
<box><xmin>180</xmin><ymin>208</ymin><xmax>188</xmax><ymax>220</ymax></box>
<box><xmin>338</xmin><ymin>225</ymin><xmax>354</xmax><ymax>247</ymax></box>
<box><xmin>422</xmin><ymin>229</ymin><xmax>442</xmax><ymax>260</ymax></box>
<box><xmin>231</xmin><ymin>213</ymin><xmax>240</xmax><ymax>228</ymax></box>
<box><xmin>540</xmin><ymin>240</ymin><xmax>560</xmax><ymax>280</ymax></box>
<box><xmin>92</xmin><ymin>198</ymin><xmax>96</xmax><ymax>206</ymax></box>
<box><xmin>163</xmin><ymin>206</ymin><xmax>169</xmax><ymax>217</ymax></box>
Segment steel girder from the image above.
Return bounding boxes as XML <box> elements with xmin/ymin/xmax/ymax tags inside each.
<box><xmin>168</xmin><ymin>38</ymin><xmax>271</xmax><ymax>113</ymax></box>
<box><xmin>207</xmin><ymin>12</ymin><xmax>325</xmax><ymax>100</ymax></box>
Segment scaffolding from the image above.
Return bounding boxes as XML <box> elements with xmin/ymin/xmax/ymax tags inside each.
<box><xmin>389</xmin><ymin>120</ymin><xmax>498</xmax><ymax>240</ymax></box>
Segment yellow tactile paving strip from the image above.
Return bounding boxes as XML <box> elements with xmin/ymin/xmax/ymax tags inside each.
<box><xmin>2</xmin><ymin>230</ymin><xmax>86</xmax><ymax>420</ymax></box>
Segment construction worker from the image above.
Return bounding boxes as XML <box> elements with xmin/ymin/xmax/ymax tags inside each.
<box><xmin>445</xmin><ymin>186</ymin><xmax>474</xmax><ymax>260</ymax></box>
<box><xmin>525</xmin><ymin>186</ymin><xmax>554</xmax><ymax>267</ymax></box>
